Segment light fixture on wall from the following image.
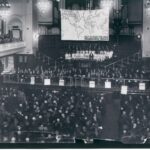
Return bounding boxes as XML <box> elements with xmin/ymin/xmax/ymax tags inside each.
<box><xmin>0</xmin><ymin>0</ymin><xmax>11</xmax><ymax>18</ymax></box>
<box><xmin>33</xmin><ymin>32</ymin><xmax>39</xmax><ymax>41</ymax></box>
<box><xmin>137</xmin><ymin>34</ymin><xmax>142</xmax><ymax>39</ymax></box>
<box><xmin>37</xmin><ymin>0</ymin><xmax>52</xmax><ymax>14</ymax></box>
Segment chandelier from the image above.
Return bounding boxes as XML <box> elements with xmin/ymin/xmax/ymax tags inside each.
<box><xmin>37</xmin><ymin>0</ymin><xmax>52</xmax><ymax>14</ymax></box>
<box><xmin>0</xmin><ymin>0</ymin><xmax>11</xmax><ymax>18</ymax></box>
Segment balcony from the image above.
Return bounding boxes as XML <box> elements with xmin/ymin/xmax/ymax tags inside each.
<box><xmin>0</xmin><ymin>42</ymin><xmax>26</xmax><ymax>57</ymax></box>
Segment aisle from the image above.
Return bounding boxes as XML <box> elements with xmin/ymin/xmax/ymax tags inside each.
<box><xmin>101</xmin><ymin>94</ymin><xmax>120</xmax><ymax>141</ymax></box>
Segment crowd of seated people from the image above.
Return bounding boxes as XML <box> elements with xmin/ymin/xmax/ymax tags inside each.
<box><xmin>0</xmin><ymin>33</ymin><xmax>22</xmax><ymax>44</ymax></box>
<box><xmin>0</xmin><ymin>34</ymin><xmax>12</xmax><ymax>44</ymax></box>
<box><xmin>63</xmin><ymin>42</ymin><xmax>117</xmax><ymax>62</ymax></box>
<box><xmin>1</xmin><ymin>85</ymin><xmax>150</xmax><ymax>143</ymax></box>
<box><xmin>34</xmin><ymin>52</ymin><xmax>150</xmax><ymax>80</ymax></box>
<box><xmin>63</xmin><ymin>42</ymin><xmax>117</xmax><ymax>52</ymax></box>
<box><xmin>0</xmin><ymin>86</ymin><xmax>105</xmax><ymax>143</ymax></box>
<box><xmin>1</xmin><ymin>84</ymin><xmax>150</xmax><ymax>143</ymax></box>
<box><xmin>119</xmin><ymin>94</ymin><xmax>150</xmax><ymax>143</ymax></box>
<box><xmin>3</xmin><ymin>54</ymin><xmax>150</xmax><ymax>90</ymax></box>
<box><xmin>65</xmin><ymin>50</ymin><xmax>113</xmax><ymax>62</ymax></box>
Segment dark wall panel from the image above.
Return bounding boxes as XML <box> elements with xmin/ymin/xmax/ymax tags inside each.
<box><xmin>39</xmin><ymin>35</ymin><xmax>62</xmax><ymax>59</ymax></box>
<box><xmin>127</xmin><ymin>0</ymin><xmax>143</xmax><ymax>23</ymax></box>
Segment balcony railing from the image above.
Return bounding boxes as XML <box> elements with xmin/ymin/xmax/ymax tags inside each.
<box><xmin>0</xmin><ymin>41</ymin><xmax>26</xmax><ymax>57</ymax></box>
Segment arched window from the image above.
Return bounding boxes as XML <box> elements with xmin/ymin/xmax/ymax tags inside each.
<box><xmin>8</xmin><ymin>17</ymin><xmax>23</xmax><ymax>41</ymax></box>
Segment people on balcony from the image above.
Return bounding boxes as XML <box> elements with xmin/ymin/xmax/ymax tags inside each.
<box><xmin>0</xmin><ymin>31</ymin><xmax>22</xmax><ymax>44</ymax></box>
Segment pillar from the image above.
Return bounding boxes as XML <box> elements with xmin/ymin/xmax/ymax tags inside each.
<box><xmin>60</xmin><ymin>0</ymin><xmax>66</xmax><ymax>9</ymax></box>
<box><xmin>1</xmin><ymin>56</ymin><xmax>15</xmax><ymax>73</ymax></box>
<box><xmin>32</xmin><ymin>0</ymin><xmax>39</xmax><ymax>54</ymax></box>
<box><xmin>142</xmin><ymin>0</ymin><xmax>150</xmax><ymax>57</ymax></box>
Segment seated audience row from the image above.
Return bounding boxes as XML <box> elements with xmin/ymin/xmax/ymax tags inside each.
<box><xmin>0</xmin><ymin>86</ymin><xmax>105</xmax><ymax>143</ymax></box>
<box><xmin>120</xmin><ymin>94</ymin><xmax>150</xmax><ymax>143</ymax></box>
<box><xmin>3</xmin><ymin>58</ymin><xmax>149</xmax><ymax>89</ymax></box>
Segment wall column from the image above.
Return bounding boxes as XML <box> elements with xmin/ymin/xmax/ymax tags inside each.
<box><xmin>142</xmin><ymin>0</ymin><xmax>150</xmax><ymax>57</ymax></box>
<box><xmin>60</xmin><ymin>0</ymin><xmax>65</xmax><ymax>9</ymax></box>
<box><xmin>0</xmin><ymin>56</ymin><xmax>15</xmax><ymax>73</ymax></box>
<box><xmin>32</xmin><ymin>0</ymin><xmax>39</xmax><ymax>54</ymax></box>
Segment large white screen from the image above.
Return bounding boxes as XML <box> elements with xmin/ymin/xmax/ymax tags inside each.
<box><xmin>60</xmin><ymin>9</ymin><xmax>109</xmax><ymax>41</ymax></box>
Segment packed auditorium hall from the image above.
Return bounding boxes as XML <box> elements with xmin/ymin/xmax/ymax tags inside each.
<box><xmin>0</xmin><ymin>0</ymin><xmax>150</xmax><ymax>145</ymax></box>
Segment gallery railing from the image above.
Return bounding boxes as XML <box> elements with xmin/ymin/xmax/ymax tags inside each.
<box><xmin>2</xmin><ymin>74</ymin><xmax>150</xmax><ymax>93</ymax></box>
<box><xmin>0</xmin><ymin>41</ymin><xmax>26</xmax><ymax>57</ymax></box>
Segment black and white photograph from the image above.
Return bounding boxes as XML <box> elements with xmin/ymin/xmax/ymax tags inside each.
<box><xmin>0</xmin><ymin>0</ymin><xmax>150</xmax><ymax>147</ymax></box>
